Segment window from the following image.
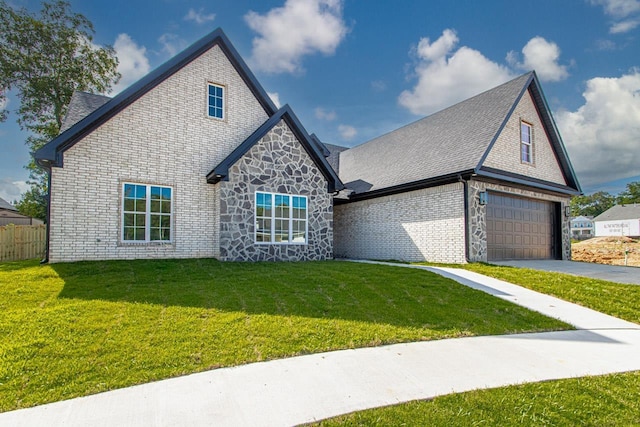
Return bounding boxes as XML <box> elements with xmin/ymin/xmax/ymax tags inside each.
<box><xmin>520</xmin><ymin>121</ymin><xmax>533</xmax><ymax>164</ymax></box>
<box><xmin>255</xmin><ymin>192</ymin><xmax>307</xmax><ymax>244</ymax></box>
<box><xmin>122</xmin><ymin>183</ymin><xmax>173</xmax><ymax>242</ymax></box>
<box><xmin>207</xmin><ymin>83</ymin><xmax>224</xmax><ymax>119</ymax></box>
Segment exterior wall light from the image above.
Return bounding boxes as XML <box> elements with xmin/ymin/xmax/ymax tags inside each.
<box><xmin>565</xmin><ymin>206</ymin><xmax>571</xmax><ymax>217</ymax></box>
<box><xmin>478</xmin><ymin>191</ymin><xmax>488</xmax><ymax>205</ymax></box>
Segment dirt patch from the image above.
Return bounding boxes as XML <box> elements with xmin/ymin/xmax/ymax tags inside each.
<box><xmin>572</xmin><ymin>236</ymin><xmax>640</xmax><ymax>267</ymax></box>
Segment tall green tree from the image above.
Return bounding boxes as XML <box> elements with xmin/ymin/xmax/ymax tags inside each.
<box><xmin>569</xmin><ymin>191</ymin><xmax>616</xmax><ymax>217</ymax></box>
<box><xmin>617</xmin><ymin>181</ymin><xmax>640</xmax><ymax>205</ymax></box>
<box><xmin>0</xmin><ymin>0</ymin><xmax>120</xmax><ymax>221</ymax></box>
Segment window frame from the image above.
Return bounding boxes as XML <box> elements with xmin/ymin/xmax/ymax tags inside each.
<box><xmin>255</xmin><ymin>191</ymin><xmax>308</xmax><ymax>245</ymax></box>
<box><xmin>520</xmin><ymin>121</ymin><xmax>533</xmax><ymax>164</ymax></box>
<box><xmin>207</xmin><ymin>82</ymin><xmax>225</xmax><ymax>120</ymax></box>
<box><xmin>121</xmin><ymin>182</ymin><xmax>174</xmax><ymax>244</ymax></box>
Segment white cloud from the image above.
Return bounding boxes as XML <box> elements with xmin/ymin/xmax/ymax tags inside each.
<box><xmin>268</xmin><ymin>92</ymin><xmax>281</xmax><ymax>108</ymax></box>
<box><xmin>0</xmin><ymin>179</ymin><xmax>29</xmax><ymax>204</ymax></box>
<box><xmin>371</xmin><ymin>80</ymin><xmax>387</xmax><ymax>92</ymax></box>
<box><xmin>590</xmin><ymin>0</ymin><xmax>640</xmax><ymax>17</ymax></box>
<box><xmin>507</xmin><ymin>37</ymin><xmax>569</xmax><ymax>82</ymax></box>
<box><xmin>158</xmin><ymin>33</ymin><xmax>188</xmax><ymax>57</ymax></box>
<box><xmin>398</xmin><ymin>29</ymin><xmax>514</xmax><ymax>116</ymax></box>
<box><xmin>556</xmin><ymin>70</ymin><xmax>640</xmax><ymax>187</ymax></box>
<box><xmin>245</xmin><ymin>0</ymin><xmax>348</xmax><ymax>74</ymax></box>
<box><xmin>590</xmin><ymin>0</ymin><xmax>640</xmax><ymax>33</ymax></box>
<box><xmin>315</xmin><ymin>107</ymin><xmax>336</xmax><ymax>121</ymax></box>
<box><xmin>338</xmin><ymin>124</ymin><xmax>356</xmax><ymax>140</ymax></box>
<box><xmin>610</xmin><ymin>18</ymin><xmax>640</xmax><ymax>32</ymax></box>
<box><xmin>184</xmin><ymin>8</ymin><xmax>216</xmax><ymax>25</ymax></box>
<box><xmin>110</xmin><ymin>34</ymin><xmax>151</xmax><ymax>94</ymax></box>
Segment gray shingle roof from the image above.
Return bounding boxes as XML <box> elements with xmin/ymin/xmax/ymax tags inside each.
<box><xmin>0</xmin><ymin>197</ymin><xmax>17</xmax><ymax>211</ymax></box>
<box><xmin>60</xmin><ymin>91</ymin><xmax>111</xmax><ymax>133</ymax></box>
<box><xmin>338</xmin><ymin>73</ymin><xmax>537</xmax><ymax>193</ymax></box>
<box><xmin>323</xmin><ymin>143</ymin><xmax>349</xmax><ymax>174</ymax></box>
<box><xmin>594</xmin><ymin>204</ymin><xmax>640</xmax><ymax>222</ymax></box>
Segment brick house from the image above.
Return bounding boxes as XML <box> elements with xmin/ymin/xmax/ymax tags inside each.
<box><xmin>35</xmin><ymin>28</ymin><xmax>581</xmax><ymax>263</ymax></box>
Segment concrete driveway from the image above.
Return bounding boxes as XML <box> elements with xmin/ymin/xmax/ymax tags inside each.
<box><xmin>491</xmin><ymin>260</ymin><xmax>640</xmax><ymax>285</ymax></box>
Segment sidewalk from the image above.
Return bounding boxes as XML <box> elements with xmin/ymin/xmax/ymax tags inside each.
<box><xmin>2</xmin><ymin>262</ymin><xmax>639</xmax><ymax>427</ymax></box>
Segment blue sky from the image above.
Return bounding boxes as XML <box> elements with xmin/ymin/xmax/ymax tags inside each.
<box><xmin>1</xmin><ymin>0</ymin><xmax>639</xmax><ymax>202</ymax></box>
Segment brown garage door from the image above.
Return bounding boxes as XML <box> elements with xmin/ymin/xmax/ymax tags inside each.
<box><xmin>486</xmin><ymin>193</ymin><xmax>556</xmax><ymax>260</ymax></box>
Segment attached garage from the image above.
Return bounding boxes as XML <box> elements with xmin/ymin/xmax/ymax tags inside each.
<box><xmin>486</xmin><ymin>192</ymin><xmax>558</xmax><ymax>260</ymax></box>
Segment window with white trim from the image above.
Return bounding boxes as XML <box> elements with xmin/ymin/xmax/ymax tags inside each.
<box><xmin>520</xmin><ymin>121</ymin><xmax>533</xmax><ymax>164</ymax></box>
<box><xmin>255</xmin><ymin>192</ymin><xmax>307</xmax><ymax>244</ymax></box>
<box><xmin>122</xmin><ymin>183</ymin><xmax>173</xmax><ymax>242</ymax></box>
<box><xmin>207</xmin><ymin>83</ymin><xmax>224</xmax><ymax>119</ymax></box>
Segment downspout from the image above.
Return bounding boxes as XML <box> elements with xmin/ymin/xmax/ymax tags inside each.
<box><xmin>37</xmin><ymin>159</ymin><xmax>51</xmax><ymax>264</ymax></box>
<box><xmin>458</xmin><ymin>174</ymin><xmax>470</xmax><ymax>263</ymax></box>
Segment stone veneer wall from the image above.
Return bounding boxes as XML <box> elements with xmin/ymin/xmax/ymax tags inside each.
<box><xmin>467</xmin><ymin>179</ymin><xmax>571</xmax><ymax>262</ymax></box>
<box><xmin>218</xmin><ymin>120</ymin><xmax>333</xmax><ymax>261</ymax></box>
<box><xmin>334</xmin><ymin>183</ymin><xmax>466</xmax><ymax>263</ymax></box>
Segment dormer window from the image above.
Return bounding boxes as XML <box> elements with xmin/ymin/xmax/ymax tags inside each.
<box><xmin>520</xmin><ymin>121</ymin><xmax>533</xmax><ymax>164</ymax></box>
<box><xmin>207</xmin><ymin>83</ymin><xmax>225</xmax><ymax>119</ymax></box>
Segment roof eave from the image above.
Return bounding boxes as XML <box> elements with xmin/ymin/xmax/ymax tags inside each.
<box><xmin>476</xmin><ymin>167</ymin><xmax>581</xmax><ymax>196</ymax></box>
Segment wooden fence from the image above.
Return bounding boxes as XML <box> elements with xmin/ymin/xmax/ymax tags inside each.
<box><xmin>0</xmin><ymin>224</ymin><xmax>47</xmax><ymax>262</ymax></box>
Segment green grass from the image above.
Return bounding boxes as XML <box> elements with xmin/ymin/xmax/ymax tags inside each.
<box><xmin>0</xmin><ymin>258</ymin><xmax>567</xmax><ymax>412</ymax></box>
<box><xmin>313</xmin><ymin>371</ymin><xmax>640</xmax><ymax>426</ymax></box>
<box><xmin>458</xmin><ymin>263</ymin><xmax>640</xmax><ymax>324</ymax></box>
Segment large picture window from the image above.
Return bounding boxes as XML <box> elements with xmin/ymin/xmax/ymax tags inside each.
<box><xmin>256</xmin><ymin>192</ymin><xmax>307</xmax><ymax>244</ymax></box>
<box><xmin>122</xmin><ymin>183</ymin><xmax>173</xmax><ymax>242</ymax></box>
<box><xmin>520</xmin><ymin>121</ymin><xmax>533</xmax><ymax>164</ymax></box>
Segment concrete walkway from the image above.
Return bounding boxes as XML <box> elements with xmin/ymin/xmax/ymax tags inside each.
<box><xmin>2</xmin><ymin>262</ymin><xmax>639</xmax><ymax>427</ymax></box>
<box><xmin>491</xmin><ymin>259</ymin><xmax>640</xmax><ymax>285</ymax></box>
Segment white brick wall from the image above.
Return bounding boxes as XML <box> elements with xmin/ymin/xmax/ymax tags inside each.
<box><xmin>334</xmin><ymin>183</ymin><xmax>466</xmax><ymax>263</ymax></box>
<box><xmin>484</xmin><ymin>89</ymin><xmax>566</xmax><ymax>185</ymax></box>
<box><xmin>49</xmin><ymin>44</ymin><xmax>269</xmax><ymax>262</ymax></box>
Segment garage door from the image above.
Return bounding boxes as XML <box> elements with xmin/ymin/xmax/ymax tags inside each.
<box><xmin>486</xmin><ymin>193</ymin><xmax>556</xmax><ymax>260</ymax></box>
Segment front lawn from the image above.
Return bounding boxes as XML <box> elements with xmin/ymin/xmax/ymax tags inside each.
<box><xmin>0</xmin><ymin>259</ymin><xmax>567</xmax><ymax>412</ymax></box>
<box><xmin>314</xmin><ymin>371</ymin><xmax>640</xmax><ymax>426</ymax></box>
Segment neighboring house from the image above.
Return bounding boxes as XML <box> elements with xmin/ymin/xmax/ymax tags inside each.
<box><xmin>594</xmin><ymin>205</ymin><xmax>640</xmax><ymax>237</ymax></box>
<box><xmin>35</xmin><ymin>28</ymin><xmax>581</xmax><ymax>264</ymax></box>
<box><xmin>0</xmin><ymin>197</ymin><xmax>44</xmax><ymax>226</ymax></box>
<box><xmin>570</xmin><ymin>215</ymin><xmax>594</xmax><ymax>239</ymax></box>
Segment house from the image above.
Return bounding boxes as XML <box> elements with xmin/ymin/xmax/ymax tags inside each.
<box><xmin>570</xmin><ymin>215</ymin><xmax>594</xmax><ymax>239</ymax></box>
<box><xmin>0</xmin><ymin>197</ymin><xmax>44</xmax><ymax>226</ymax></box>
<box><xmin>35</xmin><ymin>28</ymin><xmax>581</xmax><ymax>264</ymax></box>
<box><xmin>333</xmin><ymin>72</ymin><xmax>581</xmax><ymax>263</ymax></box>
<box><xmin>594</xmin><ymin>205</ymin><xmax>640</xmax><ymax>237</ymax></box>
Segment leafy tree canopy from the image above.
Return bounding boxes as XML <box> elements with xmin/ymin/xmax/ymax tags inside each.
<box><xmin>0</xmin><ymin>0</ymin><xmax>120</xmax><ymax>221</ymax></box>
<box><xmin>570</xmin><ymin>181</ymin><xmax>640</xmax><ymax>218</ymax></box>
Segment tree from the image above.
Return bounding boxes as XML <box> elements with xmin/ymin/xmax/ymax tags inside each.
<box><xmin>0</xmin><ymin>0</ymin><xmax>120</xmax><ymax>221</ymax></box>
<box><xmin>569</xmin><ymin>191</ymin><xmax>615</xmax><ymax>217</ymax></box>
<box><xmin>617</xmin><ymin>181</ymin><xmax>640</xmax><ymax>205</ymax></box>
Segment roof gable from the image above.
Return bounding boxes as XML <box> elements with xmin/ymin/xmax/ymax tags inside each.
<box><xmin>476</xmin><ymin>72</ymin><xmax>581</xmax><ymax>194</ymax></box>
<box><xmin>35</xmin><ymin>28</ymin><xmax>277</xmax><ymax>167</ymax></box>
<box><xmin>337</xmin><ymin>72</ymin><xmax>581</xmax><ymax>198</ymax></box>
<box><xmin>207</xmin><ymin>105</ymin><xmax>344</xmax><ymax>193</ymax></box>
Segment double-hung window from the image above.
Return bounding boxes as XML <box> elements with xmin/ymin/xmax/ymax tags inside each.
<box><xmin>520</xmin><ymin>121</ymin><xmax>533</xmax><ymax>164</ymax></box>
<box><xmin>207</xmin><ymin>83</ymin><xmax>224</xmax><ymax>119</ymax></box>
<box><xmin>255</xmin><ymin>192</ymin><xmax>307</xmax><ymax>244</ymax></box>
<box><xmin>122</xmin><ymin>183</ymin><xmax>173</xmax><ymax>243</ymax></box>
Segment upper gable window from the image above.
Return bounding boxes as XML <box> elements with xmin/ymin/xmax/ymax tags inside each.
<box><xmin>520</xmin><ymin>121</ymin><xmax>533</xmax><ymax>164</ymax></box>
<box><xmin>207</xmin><ymin>83</ymin><xmax>225</xmax><ymax>119</ymax></box>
